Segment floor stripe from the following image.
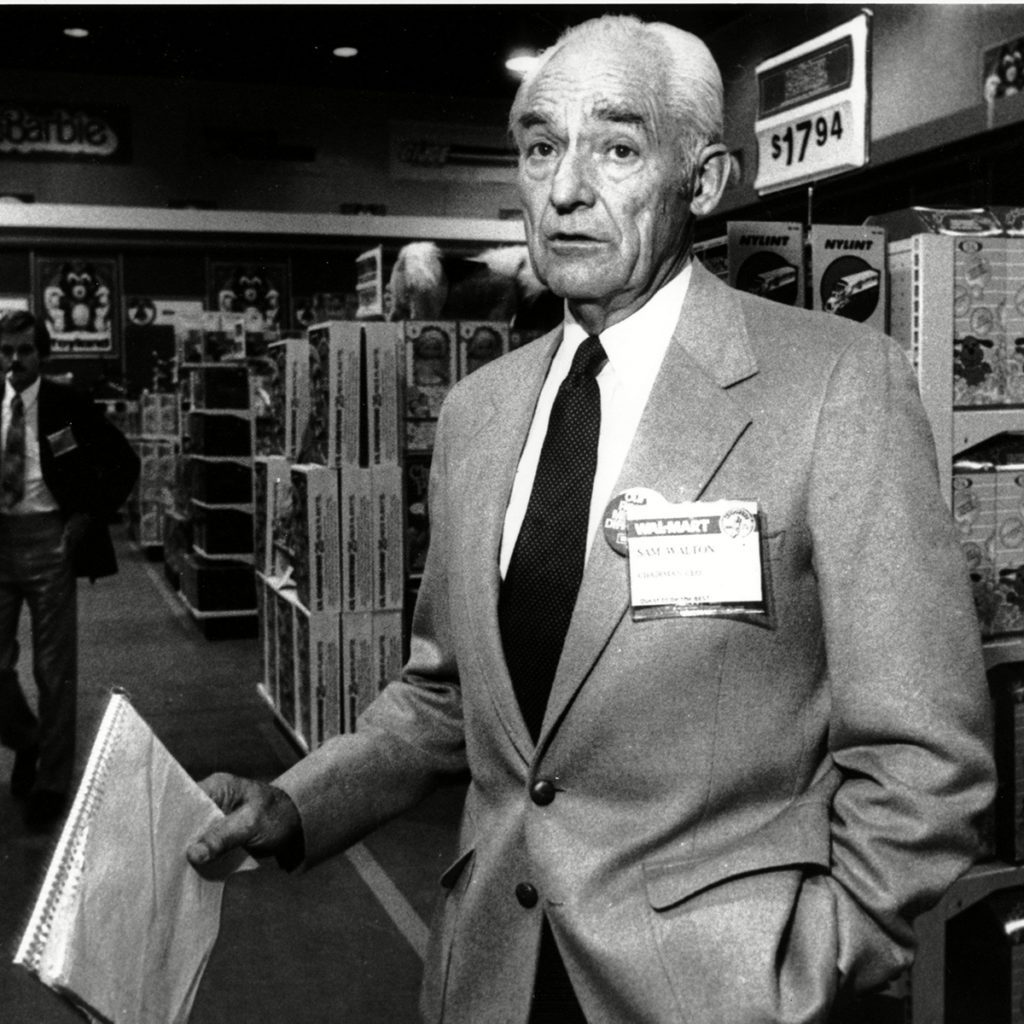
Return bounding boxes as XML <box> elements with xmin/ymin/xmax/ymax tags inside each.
<box><xmin>140</xmin><ymin>555</ymin><xmax>190</xmax><ymax>620</ymax></box>
<box><xmin>135</xmin><ymin>544</ymin><xmax>431</xmax><ymax>961</ymax></box>
<box><xmin>345</xmin><ymin>843</ymin><xmax>429</xmax><ymax>960</ymax></box>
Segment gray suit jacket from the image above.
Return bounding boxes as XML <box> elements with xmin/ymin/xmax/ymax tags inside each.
<box><xmin>277</xmin><ymin>264</ymin><xmax>994</xmax><ymax>1024</ymax></box>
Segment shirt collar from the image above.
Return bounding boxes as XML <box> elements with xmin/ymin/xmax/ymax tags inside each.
<box><xmin>5</xmin><ymin>374</ymin><xmax>41</xmax><ymax>411</ymax></box>
<box><xmin>561</xmin><ymin>263</ymin><xmax>692</xmax><ymax>396</ymax></box>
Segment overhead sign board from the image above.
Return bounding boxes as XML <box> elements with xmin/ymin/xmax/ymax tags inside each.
<box><xmin>753</xmin><ymin>12</ymin><xmax>871</xmax><ymax>195</ymax></box>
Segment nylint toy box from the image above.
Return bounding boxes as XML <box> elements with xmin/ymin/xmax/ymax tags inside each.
<box><xmin>808</xmin><ymin>224</ymin><xmax>887</xmax><ymax>332</ymax></box>
<box><xmin>727</xmin><ymin>221</ymin><xmax>806</xmax><ymax>307</ymax></box>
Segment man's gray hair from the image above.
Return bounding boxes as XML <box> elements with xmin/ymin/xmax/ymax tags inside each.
<box><xmin>510</xmin><ymin>15</ymin><xmax>724</xmax><ymax>178</ymax></box>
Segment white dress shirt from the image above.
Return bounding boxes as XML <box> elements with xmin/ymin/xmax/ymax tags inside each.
<box><xmin>499</xmin><ymin>265</ymin><xmax>691</xmax><ymax>577</ymax></box>
<box><xmin>2</xmin><ymin>376</ymin><xmax>60</xmax><ymax>515</ymax></box>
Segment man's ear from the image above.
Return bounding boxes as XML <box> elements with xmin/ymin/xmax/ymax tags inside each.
<box><xmin>689</xmin><ymin>144</ymin><xmax>731</xmax><ymax>218</ymax></box>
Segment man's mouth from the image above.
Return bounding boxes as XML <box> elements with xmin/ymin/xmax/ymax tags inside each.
<box><xmin>546</xmin><ymin>232</ymin><xmax>606</xmax><ymax>248</ymax></box>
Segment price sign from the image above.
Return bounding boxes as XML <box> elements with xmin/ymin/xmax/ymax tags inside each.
<box><xmin>754</xmin><ymin>13</ymin><xmax>871</xmax><ymax>195</ymax></box>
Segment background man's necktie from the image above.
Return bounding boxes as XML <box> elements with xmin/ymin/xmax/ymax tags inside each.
<box><xmin>499</xmin><ymin>335</ymin><xmax>607</xmax><ymax>741</ymax></box>
<box><xmin>1</xmin><ymin>393</ymin><xmax>26</xmax><ymax>511</ymax></box>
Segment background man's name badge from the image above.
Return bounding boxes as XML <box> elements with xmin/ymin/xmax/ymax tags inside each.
<box><xmin>603</xmin><ymin>488</ymin><xmax>665</xmax><ymax>555</ymax></box>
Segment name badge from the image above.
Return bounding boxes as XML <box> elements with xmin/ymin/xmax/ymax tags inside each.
<box><xmin>626</xmin><ymin>499</ymin><xmax>767</xmax><ymax>620</ymax></box>
<box><xmin>47</xmin><ymin>426</ymin><xmax>78</xmax><ymax>457</ymax></box>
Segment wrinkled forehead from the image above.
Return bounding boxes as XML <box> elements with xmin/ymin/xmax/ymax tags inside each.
<box><xmin>516</xmin><ymin>38</ymin><xmax>671</xmax><ymax>141</ymax></box>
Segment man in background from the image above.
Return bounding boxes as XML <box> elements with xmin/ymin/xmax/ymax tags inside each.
<box><xmin>0</xmin><ymin>310</ymin><xmax>139</xmax><ymax>832</ymax></box>
<box><xmin>190</xmin><ymin>16</ymin><xmax>993</xmax><ymax>1022</ymax></box>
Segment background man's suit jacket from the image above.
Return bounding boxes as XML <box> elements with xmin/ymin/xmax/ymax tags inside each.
<box><xmin>4</xmin><ymin>378</ymin><xmax>141</xmax><ymax>579</ymax></box>
<box><xmin>278</xmin><ymin>264</ymin><xmax>994</xmax><ymax>1024</ymax></box>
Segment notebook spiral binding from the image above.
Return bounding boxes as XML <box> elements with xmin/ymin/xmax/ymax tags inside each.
<box><xmin>15</xmin><ymin>692</ymin><xmax>130</xmax><ymax>973</ymax></box>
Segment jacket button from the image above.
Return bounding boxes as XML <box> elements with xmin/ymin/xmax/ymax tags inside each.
<box><xmin>515</xmin><ymin>882</ymin><xmax>539</xmax><ymax>908</ymax></box>
<box><xmin>530</xmin><ymin>778</ymin><xmax>556</xmax><ymax>806</ymax></box>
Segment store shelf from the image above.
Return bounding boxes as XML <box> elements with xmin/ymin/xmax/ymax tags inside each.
<box><xmin>184</xmin><ymin>453</ymin><xmax>253</xmax><ymax>464</ymax></box>
<box><xmin>191</xmin><ymin>497</ymin><xmax>254</xmax><ymax>513</ymax></box>
<box><xmin>179</xmin><ymin>591</ymin><xmax>256</xmax><ymax>619</ymax></box>
<box><xmin>911</xmin><ymin>860</ymin><xmax>1024</xmax><ymax>1024</ymax></box>
<box><xmin>187</xmin><ymin>407</ymin><xmax>252</xmax><ymax>419</ymax></box>
<box><xmin>0</xmin><ymin>202</ymin><xmax>525</xmax><ymax>245</ymax></box>
<box><xmin>192</xmin><ymin>545</ymin><xmax>255</xmax><ymax>564</ymax></box>
<box><xmin>953</xmin><ymin>408</ymin><xmax>1024</xmax><ymax>457</ymax></box>
<box><xmin>983</xmin><ymin>635</ymin><xmax>1024</xmax><ymax>670</ymax></box>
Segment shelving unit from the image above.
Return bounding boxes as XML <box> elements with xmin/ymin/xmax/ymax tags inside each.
<box><xmin>174</xmin><ymin>363</ymin><xmax>259</xmax><ymax>634</ymax></box>
<box><xmin>889</xmin><ymin>232</ymin><xmax>1024</xmax><ymax>1022</ymax></box>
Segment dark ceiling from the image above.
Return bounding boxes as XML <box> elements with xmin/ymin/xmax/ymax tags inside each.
<box><xmin>3</xmin><ymin>4</ymin><xmax>760</xmax><ymax>101</ymax></box>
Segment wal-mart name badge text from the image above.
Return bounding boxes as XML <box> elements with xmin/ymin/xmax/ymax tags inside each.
<box><xmin>626</xmin><ymin>500</ymin><xmax>766</xmax><ymax>620</ymax></box>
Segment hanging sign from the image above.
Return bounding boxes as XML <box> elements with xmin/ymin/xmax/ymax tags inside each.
<box><xmin>753</xmin><ymin>11</ymin><xmax>871</xmax><ymax>195</ymax></box>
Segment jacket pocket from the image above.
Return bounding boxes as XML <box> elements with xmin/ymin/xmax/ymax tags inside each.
<box><xmin>422</xmin><ymin>846</ymin><xmax>476</xmax><ymax>1024</ymax></box>
<box><xmin>642</xmin><ymin>801</ymin><xmax>839</xmax><ymax>1024</ymax></box>
<box><xmin>643</xmin><ymin>797</ymin><xmax>829</xmax><ymax>910</ymax></box>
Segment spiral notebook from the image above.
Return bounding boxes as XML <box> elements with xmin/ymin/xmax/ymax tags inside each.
<box><xmin>14</xmin><ymin>690</ymin><xmax>255</xmax><ymax>1024</ymax></box>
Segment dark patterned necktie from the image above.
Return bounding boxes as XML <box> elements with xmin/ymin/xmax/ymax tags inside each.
<box><xmin>1</xmin><ymin>392</ymin><xmax>26</xmax><ymax>511</ymax></box>
<box><xmin>499</xmin><ymin>335</ymin><xmax>607</xmax><ymax>741</ymax></box>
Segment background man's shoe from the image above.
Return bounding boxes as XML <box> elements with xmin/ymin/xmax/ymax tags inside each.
<box><xmin>10</xmin><ymin>745</ymin><xmax>38</xmax><ymax>799</ymax></box>
<box><xmin>24</xmin><ymin>790</ymin><xmax>67</xmax><ymax>832</ymax></box>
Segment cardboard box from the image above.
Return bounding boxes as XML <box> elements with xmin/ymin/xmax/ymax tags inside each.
<box><xmin>727</xmin><ymin>221</ymin><xmax>805</xmax><ymax>307</ymax></box>
<box><xmin>888</xmin><ymin>234</ymin><xmax>1024</xmax><ymax>404</ymax></box>
<box><xmin>274</xmin><ymin>584</ymin><xmax>299</xmax><ymax>731</ymax></box>
<box><xmin>509</xmin><ymin>328</ymin><xmax>546</xmax><ymax>351</ymax></box>
<box><xmin>257</xmin><ymin>573</ymin><xmax>274</xmax><ymax>692</ymax></box>
<box><xmin>458</xmin><ymin>321</ymin><xmax>509</xmax><ymax>379</ymax></box>
<box><xmin>253</xmin><ymin>455</ymin><xmax>290</xmax><ymax>577</ymax></box>
<box><xmin>995</xmin><ymin>467</ymin><xmax>1024</xmax><ymax>636</ymax></box>
<box><xmin>405</xmin><ymin>418</ymin><xmax>437</xmax><ymax>453</ymax></box>
<box><xmin>289</xmin><ymin>465</ymin><xmax>341</xmax><ymax>613</ymax></box>
<box><xmin>954</xmin><ymin>237</ymin><xmax>1011</xmax><ymax>406</ymax></box>
<box><xmin>405</xmin><ymin>321</ymin><xmax>456</xmax><ymax>451</ymax></box>
<box><xmin>403</xmin><ymin>450</ymin><xmax>432</xmax><ymax>580</ymax></box>
<box><xmin>140</xmin><ymin>391</ymin><xmax>178</xmax><ymax>436</ymax></box>
<box><xmin>284</xmin><ymin>336</ymin><xmax>311</xmax><ymax>461</ymax></box>
<box><xmin>373</xmin><ymin>465</ymin><xmax>404</xmax><ymax>611</ymax></box>
<box><xmin>256</xmin><ymin>341</ymin><xmax>288</xmax><ymax>456</ymax></box>
<box><xmin>293</xmin><ymin>604</ymin><xmax>343</xmax><ymax>749</ymax></box>
<box><xmin>692</xmin><ymin>235</ymin><xmax>729</xmax><ymax>282</ymax></box>
<box><xmin>367</xmin><ymin>323</ymin><xmax>403</xmax><ymax>467</ymax></box>
<box><xmin>329</xmin><ymin>324</ymin><xmax>365</xmax><ymax>469</ymax></box>
<box><xmin>306</xmin><ymin>321</ymin><xmax>362</xmax><ymax>469</ymax></box>
<box><xmin>340</xmin><ymin>466</ymin><xmax>374</xmax><ymax>613</ymax></box>
<box><xmin>341</xmin><ymin>610</ymin><xmax>374</xmax><ymax>733</ymax></box>
<box><xmin>372</xmin><ymin>609</ymin><xmax>404</xmax><ymax>703</ymax></box>
<box><xmin>953</xmin><ymin>460</ymin><xmax>1000</xmax><ymax>638</ymax></box>
<box><xmin>865</xmin><ymin>205</ymin><xmax>1005</xmax><ymax>243</ymax></box>
<box><xmin>808</xmin><ymin>224</ymin><xmax>887</xmax><ymax>332</ymax></box>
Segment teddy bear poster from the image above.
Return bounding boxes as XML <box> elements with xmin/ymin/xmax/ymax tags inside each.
<box><xmin>35</xmin><ymin>256</ymin><xmax>117</xmax><ymax>355</ymax></box>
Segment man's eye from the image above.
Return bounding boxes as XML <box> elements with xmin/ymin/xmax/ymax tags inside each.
<box><xmin>526</xmin><ymin>141</ymin><xmax>556</xmax><ymax>159</ymax></box>
<box><xmin>609</xmin><ymin>144</ymin><xmax>637</xmax><ymax>160</ymax></box>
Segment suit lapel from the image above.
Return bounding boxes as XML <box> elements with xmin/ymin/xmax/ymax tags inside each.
<box><xmin>456</xmin><ymin>330</ymin><xmax>562</xmax><ymax>758</ymax></box>
<box><xmin>539</xmin><ymin>266</ymin><xmax>758</xmax><ymax>748</ymax></box>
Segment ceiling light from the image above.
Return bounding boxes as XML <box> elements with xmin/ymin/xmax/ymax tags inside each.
<box><xmin>332</xmin><ymin>46</ymin><xmax>358</xmax><ymax>59</ymax></box>
<box><xmin>63</xmin><ymin>27</ymin><xmax>89</xmax><ymax>40</ymax></box>
<box><xmin>505</xmin><ymin>51</ymin><xmax>540</xmax><ymax>77</ymax></box>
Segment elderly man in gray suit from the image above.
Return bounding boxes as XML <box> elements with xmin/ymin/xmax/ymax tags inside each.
<box><xmin>190</xmin><ymin>15</ymin><xmax>994</xmax><ymax>1023</ymax></box>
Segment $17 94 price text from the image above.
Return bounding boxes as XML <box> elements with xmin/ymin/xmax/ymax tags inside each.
<box><xmin>768</xmin><ymin>109</ymin><xmax>846</xmax><ymax>168</ymax></box>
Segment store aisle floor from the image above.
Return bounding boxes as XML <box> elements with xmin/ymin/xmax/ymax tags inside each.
<box><xmin>0</xmin><ymin>528</ymin><xmax>464</xmax><ymax>1024</ymax></box>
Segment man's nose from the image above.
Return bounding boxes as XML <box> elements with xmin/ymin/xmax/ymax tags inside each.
<box><xmin>549</xmin><ymin>148</ymin><xmax>596</xmax><ymax>211</ymax></box>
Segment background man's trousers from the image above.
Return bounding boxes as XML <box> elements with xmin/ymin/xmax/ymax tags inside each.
<box><xmin>0</xmin><ymin>512</ymin><xmax>77</xmax><ymax>795</ymax></box>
